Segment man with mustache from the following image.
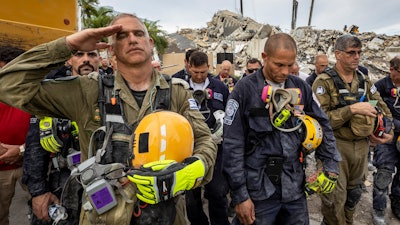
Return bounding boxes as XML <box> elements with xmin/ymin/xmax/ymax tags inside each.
<box><xmin>23</xmin><ymin>50</ymin><xmax>100</xmax><ymax>225</ymax></box>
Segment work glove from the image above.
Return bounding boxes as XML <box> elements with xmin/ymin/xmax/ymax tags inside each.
<box><xmin>71</xmin><ymin>121</ymin><xmax>79</xmax><ymax>137</ymax></box>
<box><xmin>211</xmin><ymin>110</ymin><xmax>225</xmax><ymax>144</ymax></box>
<box><xmin>127</xmin><ymin>157</ymin><xmax>205</xmax><ymax>204</ymax></box>
<box><xmin>305</xmin><ymin>171</ymin><xmax>337</xmax><ymax>197</ymax></box>
<box><xmin>39</xmin><ymin>117</ymin><xmax>63</xmax><ymax>153</ymax></box>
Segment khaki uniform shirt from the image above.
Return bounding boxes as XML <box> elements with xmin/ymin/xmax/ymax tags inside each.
<box><xmin>312</xmin><ymin>66</ymin><xmax>393</xmax><ymax>140</ymax></box>
<box><xmin>0</xmin><ymin>37</ymin><xmax>217</xmax><ymax>184</ymax></box>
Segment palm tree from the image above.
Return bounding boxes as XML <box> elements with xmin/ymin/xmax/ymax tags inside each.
<box><xmin>78</xmin><ymin>0</ymin><xmax>100</xmax><ymax>29</ymax></box>
<box><xmin>143</xmin><ymin>19</ymin><xmax>169</xmax><ymax>55</ymax></box>
<box><xmin>85</xmin><ymin>6</ymin><xmax>115</xmax><ymax>28</ymax></box>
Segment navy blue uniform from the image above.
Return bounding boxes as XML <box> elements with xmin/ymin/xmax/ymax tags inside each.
<box><xmin>22</xmin><ymin>69</ymin><xmax>81</xmax><ymax>225</ymax></box>
<box><xmin>372</xmin><ymin>75</ymin><xmax>400</xmax><ymax>212</ymax></box>
<box><xmin>172</xmin><ymin>68</ymin><xmax>191</xmax><ymax>83</ymax></box>
<box><xmin>223</xmin><ymin>69</ymin><xmax>340</xmax><ymax>224</ymax></box>
<box><xmin>186</xmin><ymin>74</ymin><xmax>231</xmax><ymax>225</ymax></box>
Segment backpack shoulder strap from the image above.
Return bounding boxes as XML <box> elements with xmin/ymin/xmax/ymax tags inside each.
<box><xmin>154</xmin><ymin>74</ymin><xmax>172</xmax><ymax>110</ymax></box>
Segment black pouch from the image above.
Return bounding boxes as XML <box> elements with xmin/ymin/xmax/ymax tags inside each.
<box><xmin>266</xmin><ymin>156</ymin><xmax>284</xmax><ymax>185</ymax></box>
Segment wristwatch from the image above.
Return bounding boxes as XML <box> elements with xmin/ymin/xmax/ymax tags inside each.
<box><xmin>19</xmin><ymin>144</ymin><xmax>25</xmax><ymax>156</ymax></box>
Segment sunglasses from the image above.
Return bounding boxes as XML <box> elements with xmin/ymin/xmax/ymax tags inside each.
<box><xmin>247</xmin><ymin>68</ymin><xmax>260</xmax><ymax>73</ymax></box>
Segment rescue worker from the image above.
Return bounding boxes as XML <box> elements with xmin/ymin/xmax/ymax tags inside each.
<box><xmin>223</xmin><ymin>33</ymin><xmax>341</xmax><ymax>225</ymax></box>
<box><xmin>312</xmin><ymin>34</ymin><xmax>393</xmax><ymax>225</ymax></box>
<box><xmin>0</xmin><ymin>13</ymin><xmax>216</xmax><ymax>225</ymax></box>
<box><xmin>370</xmin><ymin>56</ymin><xmax>400</xmax><ymax>225</ymax></box>
<box><xmin>240</xmin><ymin>58</ymin><xmax>262</xmax><ymax>79</ymax></box>
<box><xmin>23</xmin><ymin>50</ymin><xmax>101</xmax><ymax>225</ymax></box>
<box><xmin>172</xmin><ymin>49</ymin><xmax>197</xmax><ymax>82</ymax></box>
<box><xmin>184</xmin><ymin>51</ymin><xmax>230</xmax><ymax>225</ymax></box>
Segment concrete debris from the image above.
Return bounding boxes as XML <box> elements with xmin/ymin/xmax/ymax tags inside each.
<box><xmin>165</xmin><ymin>10</ymin><xmax>400</xmax><ymax>81</ymax></box>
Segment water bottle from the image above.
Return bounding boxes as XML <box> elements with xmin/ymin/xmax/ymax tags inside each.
<box><xmin>48</xmin><ymin>204</ymin><xmax>68</xmax><ymax>221</ymax></box>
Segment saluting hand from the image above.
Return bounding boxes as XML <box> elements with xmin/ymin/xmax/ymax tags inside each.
<box><xmin>66</xmin><ymin>25</ymin><xmax>123</xmax><ymax>52</ymax></box>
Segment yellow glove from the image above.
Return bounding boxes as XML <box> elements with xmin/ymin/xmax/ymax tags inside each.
<box><xmin>39</xmin><ymin>117</ymin><xmax>63</xmax><ymax>153</ymax></box>
<box><xmin>127</xmin><ymin>157</ymin><xmax>205</xmax><ymax>204</ymax></box>
<box><xmin>71</xmin><ymin>121</ymin><xmax>79</xmax><ymax>137</ymax></box>
<box><xmin>305</xmin><ymin>171</ymin><xmax>337</xmax><ymax>196</ymax></box>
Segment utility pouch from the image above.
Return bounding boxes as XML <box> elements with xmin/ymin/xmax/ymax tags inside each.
<box><xmin>265</xmin><ymin>156</ymin><xmax>284</xmax><ymax>185</ymax></box>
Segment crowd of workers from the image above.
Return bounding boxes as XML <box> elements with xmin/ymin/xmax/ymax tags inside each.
<box><xmin>0</xmin><ymin>11</ymin><xmax>399</xmax><ymax>225</ymax></box>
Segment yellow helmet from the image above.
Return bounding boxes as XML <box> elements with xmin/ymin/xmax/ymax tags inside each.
<box><xmin>298</xmin><ymin>115</ymin><xmax>323</xmax><ymax>152</ymax></box>
<box><xmin>132</xmin><ymin>111</ymin><xmax>194</xmax><ymax>168</ymax></box>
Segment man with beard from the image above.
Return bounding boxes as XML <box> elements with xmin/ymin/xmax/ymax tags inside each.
<box><xmin>23</xmin><ymin>50</ymin><xmax>100</xmax><ymax>225</ymax></box>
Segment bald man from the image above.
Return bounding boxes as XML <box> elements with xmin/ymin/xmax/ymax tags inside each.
<box><xmin>216</xmin><ymin>60</ymin><xmax>237</xmax><ymax>92</ymax></box>
<box><xmin>223</xmin><ymin>33</ymin><xmax>340</xmax><ymax>225</ymax></box>
<box><xmin>306</xmin><ymin>54</ymin><xmax>329</xmax><ymax>86</ymax></box>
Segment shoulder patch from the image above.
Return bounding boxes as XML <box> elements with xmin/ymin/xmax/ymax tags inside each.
<box><xmin>224</xmin><ymin>99</ymin><xmax>239</xmax><ymax>126</ymax></box>
<box><xmin>188</xmin><ymin>98</ymin><xmax>199</xmax><ymax>110</ymax></box>
<box><xmin>315</xmin><ymin>86</ymin><xmax>326</xmax><ymax>95</ymax></box>
<box><xmin>371</xmin><ymin>84</ymin><xmax>377</xmax><ymax>94</ymax></box>
<box><xmin>213</xmin><ymin>92</ymin><xmax>223</xmax><ymax>102</ymax></box>
<box><xmin>172</xmin><ymin>78</ymin><xmax>190</xmax><ymax>89</ymax></box>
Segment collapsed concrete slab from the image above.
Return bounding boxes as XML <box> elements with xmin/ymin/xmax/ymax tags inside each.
<box><xmin>165</xmin><ymin>10</ymin><xmax>400</xmax><ymax>81</ymax></box>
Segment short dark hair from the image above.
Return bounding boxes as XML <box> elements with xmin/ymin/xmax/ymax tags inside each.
<box><xmin>390</xmin><ymin>56</ymin><xmax>400</xmax><ymax>70</ymax></box>
<box><xmin>334</xmin><ymin>34</ymin><xmax>362</xmax><ymax>51</ymax></box>
<box><xmin>247</xmin><ymin>58</ymin><xmax>262</xmax><ymax>67</ymax></box>
<box><xmin>189</xmin><ymin>51</ymin><xmax>208</xmax><ymax>67</ymax></box>
<box><xmin>185</xmin><ymin>49</ymin><xmax>197</xmax><ymax>62</ymax></box>
<box><xmin>0</xmin><ymin>46</ymin><xmax>25</xmax><ymax>63</ymax></box>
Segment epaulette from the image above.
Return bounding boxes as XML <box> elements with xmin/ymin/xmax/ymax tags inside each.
<box><xmin>171</xmin><ymin>77</ymin><xmax>190</xmax><ymax>89</ymax></box>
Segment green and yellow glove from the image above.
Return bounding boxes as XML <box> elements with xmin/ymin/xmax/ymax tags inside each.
<box><xmin>127</xmin><ymin>157</ymin><xmax>205</xmax><ymax>204</ymax></box>
<box><xmin>39</xmin><ymin>117</ymin><xmax>63</xmax><ymax>153</ymax></box>
<box><xmin>305</xmin><ymin>171</ymin><xmax>337</xmax><ymax>197</ymax></box>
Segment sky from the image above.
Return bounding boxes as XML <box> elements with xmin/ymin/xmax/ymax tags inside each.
<box><xmin>99</xmin><ymin>0</ymin><xmax>400</xmax><ymax>36</ymax></box>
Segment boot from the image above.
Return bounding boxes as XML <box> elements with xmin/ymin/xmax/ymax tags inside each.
<box><xmin>372</xmin><ymin>209</ymin><xmax>387</xmax><ymax>225</ymax></box>
<box><xmin>390</xmin><ymin>196</ymin><xmax>400</xmax><ymax>219</ymax></box>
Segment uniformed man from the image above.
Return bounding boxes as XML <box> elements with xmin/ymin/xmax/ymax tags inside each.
<box><xmin>184</xmin><ymin>51</ymin><xmax>230</xmax><ymax>225</ymax></box>
<box><xmin>312</xmin><ymin>34</ymin><xmax>393</xmax><ymax>225</ymax></box>
<box><xmin>0</xmin><ymin>13</ymin><xmax>216</xmax><ymax>225</ymax></box>
<box><xmin>23</xmin><ymin>50</ymin><xmax>101</xmax><ymax>225</ymax></box>
<box><xmin>223</xmin><ymin>33</ymin><xmax>341</xmax><ymax>225</ymax></box>
<box><xmin>370</xmin><ymin>56</ymin><xmax>400</xmax><ymax>225</ymax></box>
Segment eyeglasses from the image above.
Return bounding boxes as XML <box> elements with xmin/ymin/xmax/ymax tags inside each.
<box><xmin>341</xmin><ymin>50</ymin><xmax>362</xmax><ymax>57</ymax></box>
<box><xmin>247</xmin><ymin>68</ymin><xmax>260</xmax><ymax>73</ymax></box>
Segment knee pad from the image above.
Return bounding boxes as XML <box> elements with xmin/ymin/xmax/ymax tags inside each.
<box><xmin>374</xmin><ymin>168</ymin><xmax>393</xmax><ymax>190</ymax></box>
<box><xmin>345</xmin><ymin>186</ymin><xmax>363</xmax><ymax>209</ymax></box>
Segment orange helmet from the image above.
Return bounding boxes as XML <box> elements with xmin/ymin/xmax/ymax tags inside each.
<box><xmin>131</xmin><ymin>111</ymin><xmax>194</xmax><ymax>168</ymax></box>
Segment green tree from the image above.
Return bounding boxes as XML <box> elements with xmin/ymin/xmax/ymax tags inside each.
<box><xmin>85</xmin><ymin>6</ymin><xmax>115</xmax><ymax>28</ymax></box>
<box><xmin>78</xmin><ymin>0</ymin><xmax>99</xmax><ymax>28</ymax></box>
<box><xmin>143</xmin><ymin>19</ymin><xmax>169</xmax><ymax>55</ymax></box>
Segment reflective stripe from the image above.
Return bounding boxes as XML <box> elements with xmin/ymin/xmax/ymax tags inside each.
<box><xmin>106</xmin><ymin>114</ymin><xmax>124</xmax><ymax>123</ymax></box>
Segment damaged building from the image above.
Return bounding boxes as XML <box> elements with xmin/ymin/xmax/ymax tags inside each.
<box><xmin>164</xmin><ymin>10</ymin><xmax>400</xmax><ymax>82</ymax></box>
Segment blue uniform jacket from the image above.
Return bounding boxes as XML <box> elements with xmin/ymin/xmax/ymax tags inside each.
<box><xmin>192</xmin><ymin>75</ymin><xmax>229</xmax><ymax>129</ymax></box>
<box><xmin>374</xmin><ymin>75</ymin><xmax>400</xmax><ymax>133</ymax></box>
<box><xmin>223</xmin><ymin>69</ymin><xmax>341</xmax><ymax>205</ymax></box>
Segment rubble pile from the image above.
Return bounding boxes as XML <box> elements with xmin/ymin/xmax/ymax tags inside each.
<box><xmin>165</xmin><ymin>10</ymin><xmax>400</xmax><ymax>81</ymax></box>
